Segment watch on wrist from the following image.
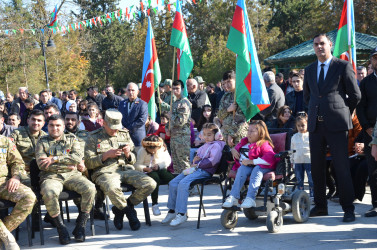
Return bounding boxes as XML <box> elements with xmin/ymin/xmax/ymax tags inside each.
<box><xmin>53</xmin><ymin>156</ymin><xmax>59</xmax><ymax>163</ymax></box>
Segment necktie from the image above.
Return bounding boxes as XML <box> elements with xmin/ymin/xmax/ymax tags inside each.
<box><xmin>128</xmin><ymin>101</ymin><xmax>132</xmax><ymax>110</ymax></box>
<box><xmin>318</xmin><ymin>63</ymin><xmax>325</xmax><ymax>88</ymax></box>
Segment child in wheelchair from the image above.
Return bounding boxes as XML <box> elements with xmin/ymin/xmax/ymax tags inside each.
<box><xmin>162</xmin><ymin>123</ymin><xmax>225</xmax><ymax>226</ymax></box>
<box><xmin>223</xmin><ymin>120</ymin><xmax>278</xmax><ymax>208</ymax></box>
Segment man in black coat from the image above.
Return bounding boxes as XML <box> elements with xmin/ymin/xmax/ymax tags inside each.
<box><xmin>102</xmin><ymin>85</ymin><xmax>124</xmax><ymax>111</ymax></box>
<box><xmin>304</xmin><ymin>33</ymin><xmax>361</xmax><ymax>222</ymax></box>
<box><xmin>356</xmin><ymin>47</ymin><xmax>377</xmax><ymax>217</ymax></box>
<box><xmin>187</xmin><ymin>78</ymin><xmax>207</xmax><ymax>125</ymax></box>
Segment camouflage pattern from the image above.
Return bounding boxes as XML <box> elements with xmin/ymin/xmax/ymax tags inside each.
<box><xmin>66</xmin><ymin>129</ymin><xmax>89</xmax><ymax>152</ymax></box>
<box><xmin>217</xmin><ymin>91</ymin><xmax>248</xmax><ymax>145</ymax></box>
<box><xmin>10</xmin><ymin>126</ymin><xmax>47</xmax><ymax>168</ymax></box>
<box><xmin>36</xmin><ymin>133</ymin><xmax>96</xmax><ymax>215</ymax></box>
<box><xmin>169</xmin><ymin>97</ymin><xmax>192</xmax><ymax>173</ymax></box>
<box><xmin>159</xmin><ymin>91</ymin><xmax>176</xmax><ymax>112</ymax></box>
<box><xmin>84</xmin><ymin>127</ymin><xmax>156</xmax><ymax>208</ymax></box>
<box><xmin>371</xmin><ymin>119</ymin><xmax>377</xmax><ymax>146</ymax></box>
<box><xmin>0</xmin><ymin>135</ymin><xmax>36</xmax><ymax>232</ymax></box>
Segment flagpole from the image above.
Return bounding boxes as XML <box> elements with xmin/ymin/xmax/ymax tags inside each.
<box><xmin>157</xmin><ymin>84</ymin><xmax>162</xmax><ymax>118</ymax></box>
<box><xmin>169</xmin><ymin>49</ymin><xmax>176</xmax><ymax>131</ymax></box>
<box><xmin>348</xmin><ymin>45</ymin><xmax>353</xmax><ymax>65</ymax></box>
<box><xmin>233</xmin><ymin>80</ymin><xmax>237</xmax><ymax>119</ymax></box>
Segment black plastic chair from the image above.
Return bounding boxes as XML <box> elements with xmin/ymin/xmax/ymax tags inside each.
<box><xmin>102</xmin><ymin>184</ymin><xmax>151</xmax><ymax>234</ymax></box>
<box><xmin>0</xmin><ymin>199</ymin><xmax>32</xmax><ymax>246</ymax></box>
<box><xmin>29</xmin><ymin>160</ymin><xmax>95</xmax><ymax>245</ymax></box>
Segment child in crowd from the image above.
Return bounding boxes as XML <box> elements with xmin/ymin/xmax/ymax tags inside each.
<box><xmin>145</xmin><ymin>116</ymin><xmax>159</xmax><ymax>135</ymax></box>
<box><xmin>190</xmin><ymin>105</ymin><xmax>214</xmax><ymax>163</ymax></box>
<box><xmin>20</xmin><ymin>97</ymin><xmax>35</xmax><ymax>126</ymax></box>
<box><xmin>162</xmin><ymin>123</ymin><xmax>225</xmax><ymax>226</ymax></box>
<box><xmin>291</xmin><ymin>114</ymin><xmax>313</xmax><ymax>198</ymax></box>
<box><xmin>223</xmin><ymin>120</ymin><xmax>277</xmax><ymax>208</ymax></box>
<box><xmin>79</xmin><ymin>102</ymin><xmax>103</xmax><ymax>131</ymax></box>
<box><xmin>135</xmin><ymin>135</ymin><xmax>174</xmax><ymax>216</ymax></box>
<box><xmin>153</xmin><ymin>111</ymin><xmax>171</xmax><ymax>150</ymax></box>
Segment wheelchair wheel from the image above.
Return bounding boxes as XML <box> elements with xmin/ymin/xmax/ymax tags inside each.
<box><xmin>220</xmin><ymin>210</ymin><xmax>238</xmax><ymax>229</ymax></box>
<box><xmin>266</xmin><ymin>210</ymin><xmax>283</xmax><ymax>233</ymax></box>
<box><xmin>243</xmin><ymin>208</ymin><xmax>258</xmax><ymax>220</ymax></box>
<box><xmin>292</xmin><ymin>190</ymin><xmax>310</xmax><ymax>223</ymax></box>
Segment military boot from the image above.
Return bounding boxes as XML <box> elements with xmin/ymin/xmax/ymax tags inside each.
<box><xmin>123</xmin><ymin>200</ymin><xmax>140</xmax><ymax>231</ymax></box>
<box><xmin>51</xmin><ymin>215</ymin><xmax>70</xmax><ymax>245</ymax></box>
<box><xmin>72</xmin><ymin>212</ymin><xmax>90</xmax><ymax>242</ymax></box>
<box><xmin>0</xmin><ymin>222</ymin><xmax>19</xmax><ymax>250</ymax></box>
<box><xmin>111</xmin><ymin>206</ymin><xmax>124</xmax><ymax>230</ymax></box>
<box><xmin>43</xmin><ymin>213</ymin><xmax>56</xmax><ymax>227</ymax></box>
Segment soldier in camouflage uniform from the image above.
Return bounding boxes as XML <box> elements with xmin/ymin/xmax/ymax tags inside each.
<box><xmin>0</xmin><ymin>135</ymin><xmax>36</xmax><ymax>250</ymax></box>
<box><xmin>217</xmin><ymin>71</ymin><xmax>248</xmax><ymax>147</ymax></box>
<box><xmin>158</xmin><ymin>79</ymin><xmax>177</xmax><ymax>112</ymax></box>
<box><xmin>36</xmin><ymin>115</ymin><xmax>96</xmax><ymax>244</ymax></box>
<box><xmin>167</xmin><ymin>80</ymin><xmax>192</xmax><ymax>174</ymax></box>
<box><xmin>85</xmin><ymin>109</ymin><xmax>156</xmax><ymax>231</ymax></box>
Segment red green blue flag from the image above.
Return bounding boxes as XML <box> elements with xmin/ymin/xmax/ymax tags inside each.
<box><xmin>141</xmin><ymin>17</ymin><xmax>161</xmax><ymax>122</ymax></box>
<box><xmin>47</xmin><ymin>5</ymin><xmax>58</xmax><ymax>28</ymax></box>
<box><xmin>333</xmin><ymin>0</ymin><xmax>356</xmax><ymax>74</ymax></box>
<box><xmin>170</xmin><ymin>0</ymin><xmax>193</xmax><ymax>97</ymax></box>
<box><xmin>227</xmin><ymin>0</ymin><xmax>270</xmax><ymax>121</ymax></box>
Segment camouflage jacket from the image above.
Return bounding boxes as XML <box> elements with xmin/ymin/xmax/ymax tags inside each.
<box><xmin>170</xmin><ymin>97</ymin><xmax>192</xmax><ymax>137</ymax></box>
<box><xmin>159</xmin><ymin>91</ymin><xmax>176</xmax><ymax>112</ymax></box>
<box><xmin>35</xmin><ymin>133</ymin><xmax>82</xmax><ymax>176</ymax></box>
<box><xmin>65</xmin><ymin>129</ymin><xmax>89</xmax><ymax>152</ymax></box>
<box><xmin>371</xmin><ymin>119</ymin><xmax>377</xmax><ymax>146</ymax></box>
<box><xmin>217</xmin><ymin>91</ymin><xmax>248</xmax><ymax>138</ymax></box>
<box><xmin>0</xmin><ymin>135</ymin><xmax>27</xmax><ymax>183</ymax></box>
<box><xmin>84</xmin><ymin>127</ymin><xmax>136</xmax><ymax>181</ymax></box>
<box><xmin>10</xmin><ymin>126</ymin><xmax>47</xmax><ymax>167</ymax></box>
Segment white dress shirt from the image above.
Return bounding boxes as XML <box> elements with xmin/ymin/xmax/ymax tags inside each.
<box><xmin>317</xmin><ymin>56</ymin><xmax>333</xmax><ymax>82</ymax></box>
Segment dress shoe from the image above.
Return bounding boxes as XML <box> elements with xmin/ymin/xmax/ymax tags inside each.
<box><xmin>309</xmin><ymin>206</ymin><xmax>328</xmax><ymax>217</ymax></box>
<box><xmin>365</xmin><ymin>207</ymin><xmax>377</xmax><ymax>217</ymax></box>
<box><xmin>343</xmin><ymin>211</ymin><xmax>355</xmax><ymax>222</ymax></box>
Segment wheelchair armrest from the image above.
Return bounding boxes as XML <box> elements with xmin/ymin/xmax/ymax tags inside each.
<box><xmin>274</xmin><ymin>150</ymin><xmax>295</xmax><ymax>159</ymax></box>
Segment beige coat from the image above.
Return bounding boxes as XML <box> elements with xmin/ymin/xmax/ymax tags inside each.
<box><xmin>135</xmin><ymin>147</ymin><xmax>171</xmax><ymax>172</ymax></box>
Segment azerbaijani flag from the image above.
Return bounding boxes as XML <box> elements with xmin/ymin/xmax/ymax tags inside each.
<box><xmin>170</xmin><ymin>0</ymin><xmax>193</xmax><ymax>97</ymax></box>
<box><xmin>333</xmin><ymin>0</ymin><xmax>356</xmax><ymax>74</ymax></box>
<box><xmin>226</xmin><ymin>0</ymin><xmax>270</xmax><ymax>121</ymax></box>
<box><xmin>141</xmin><ymin>17</ymin><xmax>161</xmax><ymax>122</ymax></box>
<box><xmin>47</xmin><ymin>5</ymin><xmax>58</xmax><ymax>28</ymax></box>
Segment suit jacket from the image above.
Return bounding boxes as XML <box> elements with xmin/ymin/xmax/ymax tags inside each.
<box><xmin>118</xmin><ymin>97</ymin><xmax>148</xmax><ymax>147</ymax></box>
<box><xmin>303</xmin><ymin>57</ymin><xmax>361</xmax><ymax>132</ymax></box>
<box><xmin>260</xmin><ymin>83</ymin><xmax>285</xmax><ymax>122</ymax></box>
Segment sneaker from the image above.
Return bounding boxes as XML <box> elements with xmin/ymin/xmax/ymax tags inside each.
<box><xmin>170</xmin><ymin>214</ymin><xmax>187</xmax><ymax>227</ymax></box>
<box><xmin>222</xmin><ymin>195</ymin><xmax>238</xmax><ymax>208</ymax></box>
<box><xmin>152</xmin><ymin>204</ymin><xmax>161</xmax><ymax>216</ymax></box>
<box><xmin>240</xmin><ymin>197</ymin><xmax>256</xmax><ymax>208</ymax></box>
<box><xmin>162</xmin><ymin>212</ymin><xmax>176</xmax><ymax>224</ymax></box>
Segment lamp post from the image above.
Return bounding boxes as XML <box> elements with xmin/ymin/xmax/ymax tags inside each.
<box><xmin>35</xmin><ymin>31</ymin><xmax>55</xmax><ymax>89</ymax></box>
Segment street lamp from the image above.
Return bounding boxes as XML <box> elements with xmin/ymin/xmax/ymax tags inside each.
<box><xmin>35</xmin><ymin>31</ymin><xmax>56</xmax><ymax>89</ymax></box>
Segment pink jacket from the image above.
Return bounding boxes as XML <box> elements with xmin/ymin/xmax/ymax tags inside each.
<box><xmin>232</xmin><ymin>138</ymin><xmax>277</xmax><ymax>171</ymax></box>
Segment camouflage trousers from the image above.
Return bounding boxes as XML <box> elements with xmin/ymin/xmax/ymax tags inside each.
<box><xmin>40</xmin><ymin>173</ymin><xmax>96</xmax><ymax>216</ymax></box>
<box><xmin>223</xmin><ymin>123</ymin><xmax>248</xmax><ymax>147</ymax></box>
<box><xmin>94</xmin><ymin>169</ymin><xmax>156</xmax><ymax>209</ymax></box>
<box><xmin>0</xmin><ymin>182</ymin><xmax>36</xmax><ymax>232</ymax></box>
<box><xmin>170</xmin><ymin>134</ymin><xmax>191</xmax><ymax>174</ymax></box>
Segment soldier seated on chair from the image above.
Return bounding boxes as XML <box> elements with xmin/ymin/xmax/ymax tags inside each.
<box><xmin>0</xmin><ymin>135</ymin><xmax>36</xmax><ymax>250</ymax></box>
<box><xmin>84</xmin><ymin>109</ymin><xmax>156</xmax><ymax>231</ymax></box>
<box><xmin>36</xmin><ymin>114</ymin><xmax>96</xmax><ymax>245</ymax></box>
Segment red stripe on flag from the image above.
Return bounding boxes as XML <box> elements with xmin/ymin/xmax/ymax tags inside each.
<box><xmin>243</xmin><ymin>69</ymin><xmax>252</xmax><ymax>94</ymax></box>
<box><xmin>338</xmin><ymin>0</ymin><xmax>347</xmax><ymax>28</ymax></box>
<box><xmin>141</xmin><ymin>60</ymin><xmax>155</xmax><ymax>103</ymax></box>
<box><xmin>172</xmin><ymin>11</ymin><xmax>185</xmax><ymax>33</ymax></box>
<box><xmin>231</xmin><ymin>6</ymin><xmax>246</xmax><ymax>35</ymax></box>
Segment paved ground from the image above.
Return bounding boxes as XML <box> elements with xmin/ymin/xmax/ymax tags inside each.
<box><xmin>16</xmin><ymin>184</ymin><xmax>377</xmax><ymax>250</ymax></box>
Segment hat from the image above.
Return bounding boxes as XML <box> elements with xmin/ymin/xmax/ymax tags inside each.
<box><xmin>104</xmin><ymin>109</ymin><xmax>123</xmax><ymax>130</ymax></box>
<box><xmin>208</xmin><ymin>83</ymin><xmax>216</xmax><ymax>89</ymax></box>
<box><xmin>159</xmin><ymin>82</ymin><xmax>164</xmax><ymax>88</ymax></box>
<box><xmin>163</xmin><ymin>79</ymin><xmax>172</xmax><ymax>87</ymax></box>
<box><xmin>195</xmin><ymin>76</ymin><xmax>205</xmax><ymax>84</ymax></box>
<box><xmin>370</xmin><ymin>47</ymin><xmax>377</xmax><ymax>57</ymax></box>
<box><xmin>66</xmin><ymin>100</ymin><xmax>76</xmax><ymax>112</ymax></box>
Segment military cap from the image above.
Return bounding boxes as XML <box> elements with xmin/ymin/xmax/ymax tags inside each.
<box><xmin>104</xmin><ymin>109</ymin><xmax>123</xmax><ymax>130</ymax></box>
<box><xmin>162</xmin><ymin>79</ymin><xmax>172</xmax><ymax>87</ymax></box>
<box><xmin>194</xmin><ymin>76</ymin><xmax>205</xmax><ymax>84</ymax></box>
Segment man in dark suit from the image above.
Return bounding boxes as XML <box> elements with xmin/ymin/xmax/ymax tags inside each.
<box><xmin>303</xmin><ymin>34</ymin><xmax>361</xmax><ymax>222</ymax></box>
<box><xmin>118</xmin><ymin>83</ymin><xmax>148</xmax><ymax>152</ymax></box>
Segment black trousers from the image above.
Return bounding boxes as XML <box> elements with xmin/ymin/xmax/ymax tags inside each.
<box><xmin>309</xmin><ymin>122</ymin><xmax>355</xmax><ymax>212</ymax></box>
<box><xmin>363</xmin><ymin>131</ymin><xmax>377</xmax><ymax>208</ymax></box>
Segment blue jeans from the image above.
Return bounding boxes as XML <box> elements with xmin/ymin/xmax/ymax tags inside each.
<box><xmin>189</xmin><ymin>148</ymin><xmax>199</xmax><ymax>164</ymax></box>
<box><xmin>230</xmin><ymin>165</ymin><xmax>271</xmax><ymax>200</ymax></box>
<box><xmin>167</xmin><ymin>168</ymin><xmax>211</xmax><ymax>214</ymax></box>
<box><xmin>295</xmin><ymin>163</ymin><xmax>314</xmax><ymax>197</ymax></box>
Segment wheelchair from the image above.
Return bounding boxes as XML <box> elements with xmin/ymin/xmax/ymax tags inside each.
<box><xmin>220</xmin><ymin>129</ymin><xmax>310</xmax><ymax>233</ymax></box>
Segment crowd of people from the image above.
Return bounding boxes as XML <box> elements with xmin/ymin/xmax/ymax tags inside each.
<box><xmin>0</xmin><ymin>34</ymin><xmax>376</xmax><ymax>249</ymax></box>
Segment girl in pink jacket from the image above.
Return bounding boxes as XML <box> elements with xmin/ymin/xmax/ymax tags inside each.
<box><xmin>223</xmin><ymin>120</ymin><xmax>277</xmax><ymax>208</ymax></box>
